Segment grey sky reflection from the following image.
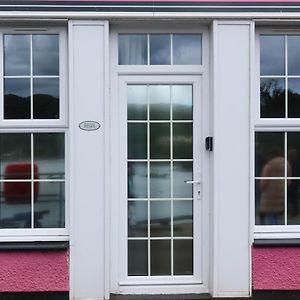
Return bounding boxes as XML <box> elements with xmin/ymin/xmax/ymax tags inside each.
<box><xmin>4</xmin><ymin>35</ymin><xmax>30</xmax><ymax>76</ymax></box>
<box><xmin>5</xmin><ymin>78</ymin><xmax>30</xmax><ymax>97</ymax></box>
<box><xmin>4</xmin><ymin>34</ymin><xmax>59</xmax><ymax>76</ymax></box>
<box><xmin>33</xmin><ymin>35</ymin><xmax>59</xmax><ymax>75</ymax></box>
<box><xmin>260</xmin><ymin>35</ymin><xmax>285</xmax><ymax>76</ymax></box>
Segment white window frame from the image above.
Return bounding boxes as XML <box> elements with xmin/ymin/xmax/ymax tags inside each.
<box><xmin>0</xmin><ymin>26</ymin><xmax>68</xmax><ymax>128</ymax></box>
<box><xmin>109</xmin><ymin>23</ymin><xmax>211</xmax><ymax>295</ymax></box>
<box><xmin>0</xmin><ymin>25</ymin><xmax>68</xmax><ymax>242</ymax></box>
<box><xmin>254</xmin><ymin>28</ymin><xmax>300</xmax><ymax>240</ymax></box>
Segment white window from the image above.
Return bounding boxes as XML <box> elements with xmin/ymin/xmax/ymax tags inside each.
<box><xmin>255</xmin><ymin>31</ymin><xmax>300</xmax><ymax>239</ymax></box>
<box><xmin>0</xmin><ymin>27</ymin><xmax>68</xmax><ymax>241</ymax></box>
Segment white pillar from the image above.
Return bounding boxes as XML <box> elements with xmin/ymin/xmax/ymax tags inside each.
<box><xmin>211</xmin><ymin>20</ymin><xmax>254</xmax><ymax>297</ymax></box>
<box><xmin>69</xmin><ymin>20</ymin><xmax>109</xmax><ymax>300</ymax></box>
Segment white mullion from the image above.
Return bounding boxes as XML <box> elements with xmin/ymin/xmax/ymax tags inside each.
<box><xmin>147</xmin><ymin>84</ymin><xmax>151</xmax><ymax>276</ymax></box>
<box><xmin>30</xmin><ymin>34</ymin><xmax>33</xmax><ymax>120</ymax></box>
<box><xmin>147</xmin><ymin>34</ymin><xmax>150</xmax><ymax>66</ymax></box>
<box><xmin>170</xmin><ymin>84</ymin><xmax>174</xmax><ymax>276</ymax></box>
<box><xmin>285</xmin><ymin>132</ymin><xmax>288</xmax><ymax>225</ymax></box>
<box><xmin>170</xmin><ymin>34</ymin><xmax>173</xmax><ymax>65</ymax></box>
<box><xmin>285</xmin><ymin>35</ymin><xmax>288</xmax><ymax>119</ymax></box>
<box><xmin>31</xmin><ymin>133</ymin><xmax>34</xmax><ymax>229</ymax></box>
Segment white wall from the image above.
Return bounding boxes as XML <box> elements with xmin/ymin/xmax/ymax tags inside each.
<box><xmin>211</xmin><ymin>21</ymin><xmax>253</xmax><ymax>297</ymax></box>
<box><xmin>69</xmin><ymin>20</ymin><xmax>108</xmax><ymax>300</ymax></box>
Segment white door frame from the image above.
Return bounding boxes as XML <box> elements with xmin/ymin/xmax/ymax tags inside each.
<box><xmin>108</xmin><ymin>24</ymin><xmax>211</xmax><ymax>296</ymax></box>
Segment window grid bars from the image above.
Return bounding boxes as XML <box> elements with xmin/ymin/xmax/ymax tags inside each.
<box><xmin>31</xmin><ymin>133</ymin><xmax>34</xmax><ymax>228</ymax></box>
<box><xmin>285</xmin><ymin>35</ymin><xmax>288</xmax><ymax>119</ymax></box>
<box><xmin>146</xmin><ymin>84</ymin><xmax>150</xmax><ymax>276</ymax></box>
<box><xmin>127</xmin><ymin>84</ymin><xmax>194</xmax><ymax>276</ymax></box>
<box><xmin>170</xmin><ymin>85</ymin><xmax>174</xmax><ymax>276</ymax></box>
<box><xmin>284</xmin><ymin>132</ymin><xmax>288</xmax><ymax>225</ymax></box>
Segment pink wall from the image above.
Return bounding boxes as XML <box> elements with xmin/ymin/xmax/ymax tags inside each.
<box><xmin>252</xmin><ymin>247</ymin><xmax>300</xmax><ymax>290</ymax></box>
<box><xmin>0</xmin><ymin>251</ymin><xmax>68</xmax><ymax>292</ymax></box>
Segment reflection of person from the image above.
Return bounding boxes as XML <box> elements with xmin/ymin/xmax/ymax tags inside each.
<box><xmin>288</xmin><ymin>149</ymin><xmax>300</xmax><ymax>217</ymax></box>
<box><xmin>260</xmin><ymin>147</ymin><xmax>291</xmax><ymax>225</ymax></box>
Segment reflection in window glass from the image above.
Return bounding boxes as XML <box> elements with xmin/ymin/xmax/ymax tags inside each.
<box><xmin>173</xmin><ymin>34</ymin><xmax>201</xmax><ymax>65</ymax></box>
<box><xmin>4</xmin><ymin>78</ymin><xmax>31</xmax><ymax>119</ymax></box>
<box><xmin>288</xmin><ymin>36</ymin><xmax>300</xmax><ymax>76</ymax></box>
<box><xmin>0</xmin><ymin>134</ymin><xmax>31</xmax><ymax>180</ymax></box>
<box><xmin>288</xmin><ymin>180</ymin><xmax>300</xmax><ymax>225</ymax></box>
<box><xmin>150</xmin><ymin>200</ymin><xmax>171</xmax><ymax>237</ymax></box>
<box><xmin>127</xmin><ymin>85</ymin><xmax>147</xmax><ymax>120</ymax></box>
<box><xmin>128</xmin><ymin>201</ymin><xmax>148</xmax><ymax>237</ymax></box>
<box><xmin>34</xmin><ymin>182</ymin><xmax>65</xmax><ymax>228</ymax></box>
<box><xmin>4</xmin><ymin>35</ymin><xmax>30</xmax><ymax>76</ymax></box>
<box><xmin>119</xmin><ymin>34</ymin><xmax>147</xmax><ymax>65</ymax></box>
<box><xmin>288</xmin><ymin>79</ymin><xmax>300</xmax><ymax>118</ymax></box>
<box><xmin>128</xmin><ymin>240</ymin><xmax>148</xmax><ymax>276</ymax></box>
<box><xmin>128</xmin><ymin>123</ymin><xmax>147</xmax><ymax>159</ymax></box>
<box><xmin>149</xmin><ymin>85</ymin><xmax>170</xmax><ymax>120</ymax></box>
<box><xmin>174</xmin><ymin>240</ymin><xmax>193</xmax><ymax>275</ymax></box>
<box><xmin>128</xmin><ymin>162</ymin><xmax>147</xmax><ymax>198</ymax></box>
<box><xmin>172</xmin><ymin>85</ymin><xmax>193</xmax><ymax>120</ymax></box>
<box><xmin>150</xmin><ymin>240</ymin><xmax>171</xmax><ymax>275</ymax></box>
<box><xmin>33</xmin><ymin>78</ymin><xmax>59</xmax><ymax>119</ymax></box>
<box><xmin>0</xmin><ymin>133</ymin><xmax>65</xmax><ymax>229</ymax></box>
<box><xmin>260</xmin><ymin>78</ymin><xmax>285</xmax><ymax>118</ymax></box>
<box><xmin>3</xmin><ymin>34</ymin><xmax>60</xmax><ymax>120</ymax></box>
<box><xmin>34</xmin><ymin>133</ymin><xmax>64</xmax><ymax>180</ymax></box>
<box><xmin>150</xmin><ymin>162</ymin><xmax>171</xmax><ymax>198</ymax></box>
<box><xmin>33</xmin><ymin>35</ymin><xmax>59</xmax><ymax>76</ymax></box>
<box><xmin>260</xmin><ymin>35</ymin><xmax>285</xmax><ymax>76</ymax></box>
<box><xmin>150</xmin><ymin>34</ymin><xmax>171</xmax><ymax>65</ymax></box>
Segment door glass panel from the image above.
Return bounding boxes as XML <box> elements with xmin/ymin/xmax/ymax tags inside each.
<box><xmin>127</xmin><ymin>84</ymin><xmax>194</xmax><ymax>276</ymax></box>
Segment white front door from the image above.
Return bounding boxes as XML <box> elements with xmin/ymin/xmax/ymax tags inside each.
<box><xmin>110</xmin><ymin>75</ymin><xmax>208</xmax><ymax>295</ymax></box>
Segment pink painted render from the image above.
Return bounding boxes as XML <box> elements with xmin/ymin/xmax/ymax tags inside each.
<box><xmin>252</xmin><ymin>247</ymin><xmax>300</xmax><ymax>290</ymax></box>
<box><xmin>0</xmin><ymin>251</ymin><xmax>68</xmax><ymax>292</ymax></box>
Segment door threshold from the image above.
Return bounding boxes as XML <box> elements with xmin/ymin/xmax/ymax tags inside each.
<box><xmin>110</xmin><ymin>294</ymin><xmax>212</xmax><ymax>300</ymax></box>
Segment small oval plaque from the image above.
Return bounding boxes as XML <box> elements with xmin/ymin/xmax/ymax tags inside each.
<box><xmin>79</xmin><ymin>121</ymin><xmax>101</xmax><ymax>131</ymax></box>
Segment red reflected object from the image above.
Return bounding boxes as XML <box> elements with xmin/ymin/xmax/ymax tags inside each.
<box><xmin>4</xmin><ymin>163</ymin><xmax>39</xmax><ymax>204</ymax></box>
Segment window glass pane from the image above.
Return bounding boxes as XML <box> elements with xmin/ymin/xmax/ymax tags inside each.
<box><xmin>288</xmin><ymin>79</ymin><xmax>300</xmax><ymax>118</ymax></box>
<box><xmin>128</xmin><ymin>201</ymin><xmax>148</xmax><ymax>237</ymax></box>
<box><xmin>128</xmin><ymin>240</ymin><xmax>148</xmax><ymax>276</ymax></box>
<box><xmin>173</xmin><ymin>200</ymin><xmax>193</xmax><ymax>237</ymax></box>
<box><xmin>255</xmin><ymin>132</ymin><xmax>285</xmax><ymax>177</ymax></box>
<box><xmin>33</xmin><ymin>78</ymin><xmax>59</xmax><ymax>119</ymax></box>
<box><xmin>260</xmin><ymin>35</ymin><xmax>285</xmax><ymax>76</ymax></box>
<box><xmin>4</xmin><ymin>78</ymin><xmax>30</xmax><ymax>119</ymax></box>
<box><xmin>34</xmin><ymin>133</ymin><xmax>64</xmax><ymax>180</ymax></box>
<box><xmin>260</xmin><ymin>78</ymin><xmax>285</xmax><ymax>118</ymax></box>
<box><xmin>288</xmin><ymin>180</ymin><xmax>300</xmax><ymax>225</ymax></box>
<box><xmin>127</xmin><ymin>85</ymin><xmax>147</xmax><ymax>120</ymax></box>
<box><xmin>4</xmin><ymin>35</ymin><xmax>30</xmax><ymax>76</ymax></box>
<box><xmin>33</xmin><ymin>35</ymin><xmax>59</xmax><ymax>76</ymax></box>
<box><xmin>128</xmin><ymin>162</ymin><xmax>147</xmax><ymax>198</ymax></box>
<box><xmin>173</xmin><ymin>162</ymin><xmax>193</xmax><ymax>198</ymax></box>
<box><xmin>288</xmin><ymin>132</ymin><xmax>300</xmax><ymax>178</ymax></box>
<box><xmin>150</xmin><ymin>200</ymin><xmax>171</xmax><ymax>237</ymax></box>
<box><xmin>174</xmin><ymin>240</ymin><xmax>193</xmax><ymax>275</ymax></box>
<box><xmin>173</xmin><ymin>34</ymin><xmax>201</xmax><ymax>65</ymax></box>
<box><xmin>0</xmin><ymin>134</ymin><xmax>31</xmax><ymax>180</ymax></box>
<box><xmin>255</xmin><ymin>179</ymin><xmax>285</xmax><ymax>225</ymax></box>
<box><xmin>119</xmin><ymin>34</ymin><xmax>147</xmax><ymax>65</ymax></box>
<box><xmin>34</xmin><ymin>181</ymin><xmax>64</xmax><ymax>228</ymax></box>
<box><xmin>0</xmin><ymin>182</ymin><xmax>31</xmax><ymax>228</ymax></box>
<box><xmin>150</xmin><ymin>162</ymin><xmax>171</xmax><ymax>198</ymax></box>
<box><xmin>173</xmin><ymin>123</ymin><xmax>193</xmax><ymax>159</ymax></box>
<box><xmin>150</xmin><ymin>240</ymin><xmax>171</xmax><ymax>275</ymax></box>
<box><xmin>150</xmin><ymin>34</ymin><xmax>171</xmax><ymax>65</ymax></box>
<box><xmin>288</xmin><ymin>36</ymin><xmax>300</xmax><ymax>76</ymax></box>
<box><xmin>172</xmin><ymin>85</ymin><xmax>193</xmax><ymax>120</ymax></box>
<box><xmin>150</xmin><ymin>123</ymin><xmax>170</xmax><ymax>159</ymax></box>
<box><xmin>149</xmin><ymin>85</ymin><xmax>170</xmax><ymax>120</ymax></box>
<box><xmin>128</xmin><ymin>123</ymin><xmax>147</xmax><ymax>159</ymax></box>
